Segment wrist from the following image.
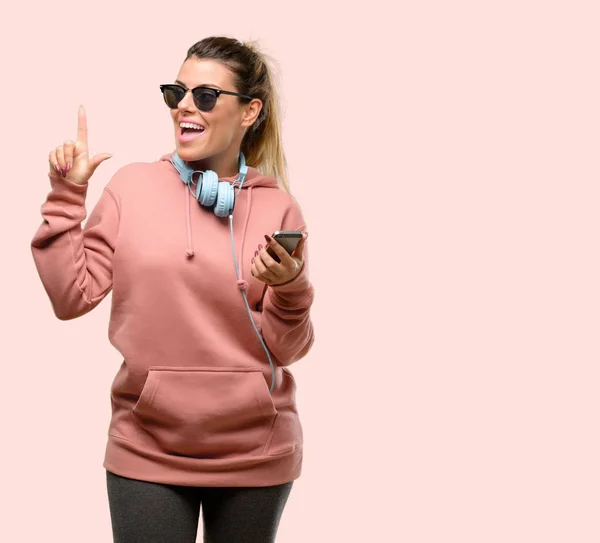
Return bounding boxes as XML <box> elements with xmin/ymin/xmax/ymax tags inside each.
<box><xmin>271</xmin><ymin>261</ymin><xmax>305</xmax><ymax>289</ymax></box>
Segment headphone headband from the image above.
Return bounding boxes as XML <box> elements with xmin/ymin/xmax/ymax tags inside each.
<box><xmin>170</xmin><ymin>152</ymin><xmax>247</xmax><ymax>217</ymax></box>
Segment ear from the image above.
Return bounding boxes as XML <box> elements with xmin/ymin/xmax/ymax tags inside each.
<box><xmin>240</xmin><ymin>98</ymin><xmax>263</xmax><ymax>128</ymax></box>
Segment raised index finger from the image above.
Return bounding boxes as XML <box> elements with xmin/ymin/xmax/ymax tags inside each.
<box><xmin>77</xmin><ymin>105</ymin><xmax>88</xmax><ymax>148</ymax></box>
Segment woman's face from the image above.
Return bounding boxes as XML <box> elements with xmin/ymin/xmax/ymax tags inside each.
<box><xmin>170</xmin><ymin>58</ymin><xmax>261</xmax><ymax>175</ymax></box>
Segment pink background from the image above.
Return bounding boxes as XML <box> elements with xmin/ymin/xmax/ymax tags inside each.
<box><xmin>3</xmin><ymin>0</ymin><xmax>600</xmax><ymax>541</ymax></box>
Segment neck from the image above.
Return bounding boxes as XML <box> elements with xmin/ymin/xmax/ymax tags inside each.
<box><xmin>187</xmin><ymin>150</ymin><xmax>240</xmax><ymax>179</ymax></box>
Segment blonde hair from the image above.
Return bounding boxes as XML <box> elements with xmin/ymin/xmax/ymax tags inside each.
<box><xmin>186</xmin><ymin>37</ymin><xmax>290</xmax><ymax>193</ymax></box>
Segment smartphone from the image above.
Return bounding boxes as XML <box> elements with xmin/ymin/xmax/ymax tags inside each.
<box><xmin>266</xmin><ymin>230</ymin><xmax>303</xmax><ymax>262</ymax></box>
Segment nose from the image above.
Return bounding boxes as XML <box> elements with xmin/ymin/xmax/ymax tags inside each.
<box><xmin>177</xmin><ymin>89</ymin><xmax>197</xmax><ymax>112</ymax></box>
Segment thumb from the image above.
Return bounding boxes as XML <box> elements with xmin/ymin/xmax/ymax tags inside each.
<box><xmin>88</xmin><ymin>153</ymin><xmax>113</xmax><ymax>173</ymax></box>
<box><xmin>293</xmin><ymin>232</ymin><xmax>308</xmax><ymax>260</ymax></box>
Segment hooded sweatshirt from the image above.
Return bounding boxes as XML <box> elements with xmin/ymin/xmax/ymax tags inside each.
<box><xmin>31</xmin><ymin>152</ymin><xmax>315</xmax><ymax>487</ymax></box>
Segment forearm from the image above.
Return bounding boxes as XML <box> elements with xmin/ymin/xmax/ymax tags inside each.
<box><xmin>31</xmin><ymin>173</ymin><xmax>118</xmax><ymax>320</ymax></box>
<box><xmin>261</xmin><ymin>263</ymin><xmax>315</xmax><ymax>365</ymax></box>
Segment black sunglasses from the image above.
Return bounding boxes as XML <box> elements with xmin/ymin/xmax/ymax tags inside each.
<box><xmin>160</xmin><ymin>83</ymin><xmax>254</xmax><ymax>112</ymax></box>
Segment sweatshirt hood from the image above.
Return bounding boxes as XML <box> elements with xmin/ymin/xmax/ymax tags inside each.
<box><xmin>160</xmin><ymin>152</ymin><xmax>279</xmax><ymax>189</ymax></box>
<box><xmin>159</xmin><ymin>152</ymin><xmax>279</xmax><ymax>289</ymax></box>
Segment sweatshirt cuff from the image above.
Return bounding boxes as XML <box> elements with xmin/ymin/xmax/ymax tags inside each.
<box><xmin>47</xmin><ymin>172</ymin><xmax>89</xmax><ymax>201</ymax></box>
<box><xmin>268</xmin><ymin>262</ymin><xmax>314</xmax><ymax>308</ymax></box>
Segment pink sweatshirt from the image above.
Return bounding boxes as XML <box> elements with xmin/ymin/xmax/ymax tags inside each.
<box><xmin>31</xmin><ymin>153</ymin><xmax>315</xmax><ymax>487</ymax></box>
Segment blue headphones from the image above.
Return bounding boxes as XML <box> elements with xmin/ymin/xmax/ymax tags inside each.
<box><xmin>169</xmin><ymin>152</ymin><xmax>248</xmax><ymax>217</ymax></box>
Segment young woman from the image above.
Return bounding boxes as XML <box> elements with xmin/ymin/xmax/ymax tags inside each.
<box><xmin>31</xmin><ymin>36</ymin><xmax>315</xmax><ymax>542</ymax></box>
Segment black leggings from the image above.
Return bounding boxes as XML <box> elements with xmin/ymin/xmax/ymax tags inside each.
<box><xmin>106</xmin><ymin>470</ymin><xmax>294</xmax><ymax>543</ymax></box>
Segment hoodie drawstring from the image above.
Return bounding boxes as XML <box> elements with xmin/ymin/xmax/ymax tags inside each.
<box><xmin>236</xmin><ymin>186</ymin><xmax>252</xmax><ymax>291</ymax></box>
<box><xmin>185</xmin><ymin>188</ymin><xmax>195</xmax><ymax>258</ymax></box>
<box><xmin>228</xmin><ymin>185</ymin><xmax>276</xmax><ymax>392</ymax></box>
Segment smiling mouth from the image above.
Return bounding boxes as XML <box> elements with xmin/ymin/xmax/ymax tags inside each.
<box><xmin>181</xmin><ymin>126</ymin><xmax>205</xmax><ymax>134</ymax></box>
<box><xmin>179</xmin><ymin>119</ymin><xmax>206</xmax><ymax>133</ymax></box>
<box><xmin>178</xmin><ymin>124</ymin><xmax>207</xmax><ymax>144</ymax></box>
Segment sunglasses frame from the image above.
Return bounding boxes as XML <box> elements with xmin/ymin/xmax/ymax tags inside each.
<box><xmin>160</xmin><ymin>83</ymin><xmax>255</xmax><ymax>111</ymax></box>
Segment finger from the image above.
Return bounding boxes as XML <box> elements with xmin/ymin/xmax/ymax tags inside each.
<box><xmin>63</xmin><ymin>140</ymin><xmax>75</xmax><ymax>172</ymax></box>
<box><xmin>251</xmin><ymin>260</ymin><xmax>268</xmax><ymax>282</ymax></box>
<box><xmin>254</xmin><ymin>253</ymin><xmax>277</xmax><ymax>282</ymax></box>
<box><xmin>291</xmin><ymin>232</ymin><xmax>308</xmax><ymax>260</ymax></box>
<box><xmin>49</xmin><ymin>150</ymin><xmax>60</xmax><ymax>174</ymax></box>
<box><xmin>87</xmin><ymin>153</ymin><xmax>113</xmax><ymax>174</ymax></box>
<box><xmin>76</xmin><ymin>105</ymin><xmax>88</xmax><ymax>152</ymax></box>
<box><xmin>260</xmin><ymin>246</ymin><xmax>284</xmax><ymax>271</ymax></box>
<box><xmin>264</xmin><ymin>236</ymin><xmax>293</xmax><ymax>264</ymax></box>
<box><xmin>56</xmin><ymin>145</ymin><xmax>66</xmax><ymax>173</ymax></box>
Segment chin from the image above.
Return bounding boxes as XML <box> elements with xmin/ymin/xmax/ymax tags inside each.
<box><xmin>176</xmin><ymin>143</ymin><xmax>208</xmax><ymax>162</ymax></box>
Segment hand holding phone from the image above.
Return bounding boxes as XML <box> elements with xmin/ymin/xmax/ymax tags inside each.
<box><xmin>252</xmin><ymin>229</ymin><xmax>308</xmax><ymax>286</ymax></box>
<box><xmin>266</xmin><ymin>230</ymin><xmax>303</xmax><ymax>263</ymax></box>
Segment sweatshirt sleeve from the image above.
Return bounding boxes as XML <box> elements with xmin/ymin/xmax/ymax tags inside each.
<box><xmin>260</xmin><ymin>199</ymin><xmax>315</xmax><ymax>366</ymax></box>
<box><xmin>31</xmin><ymin>171</ymin><xmax>121</xmax><ymax>320</ymax></box>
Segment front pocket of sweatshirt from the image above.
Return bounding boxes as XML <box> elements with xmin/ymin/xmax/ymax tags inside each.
<box><xmin>131</xmin><ymin>366</ymin><xmax>278</xmax><ymax>458</ymax></box>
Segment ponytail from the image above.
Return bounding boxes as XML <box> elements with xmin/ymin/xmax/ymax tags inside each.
<box><xmin>186</xmin><ymin>37</ymin><xmax>291</xmax><ymax>193</ymax></box>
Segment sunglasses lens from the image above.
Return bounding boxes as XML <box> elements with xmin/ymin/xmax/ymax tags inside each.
<box><xmin>193</xmin><ymin>88</ymin><xmax>217</xmax><ymax>111</ymax></box>
<box><xmin>162</xmin><ymin>86</ymin><xmax>184</xmax><ymax>108</ymax></box>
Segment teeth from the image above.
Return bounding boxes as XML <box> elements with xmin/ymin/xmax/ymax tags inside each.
<box><xmin>180</xmin><ymin>122</ymin><xmax>204</xmax><ymax>131</ymax></box>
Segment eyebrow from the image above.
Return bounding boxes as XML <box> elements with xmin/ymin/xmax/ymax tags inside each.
<box><xmin>174</xmin><ymin>80</ymin><xmax>222</xmax><ymax>90</ymax></box>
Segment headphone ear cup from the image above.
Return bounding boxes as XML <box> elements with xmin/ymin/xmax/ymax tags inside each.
<box><xmin>215</xmin><ymin>181</ymin><xmax>235</xmax><ymax>217</ymax></box>
<box><xmin>199</xmin><ymin>170</ymin><xmax>219</xmax><ymax>207</ymax></box>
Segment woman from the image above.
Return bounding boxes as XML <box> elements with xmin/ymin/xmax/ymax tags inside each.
<box><xmin>31</xmin><ymin>36</ymin><xmax>315</xmax><ymax>542</ymax></box>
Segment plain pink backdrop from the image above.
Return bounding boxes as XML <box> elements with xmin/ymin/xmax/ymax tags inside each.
<box><xmin>3</xmin><ymin>0</ymin><xmax>600</xmax><ymax>541</ymax></box>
